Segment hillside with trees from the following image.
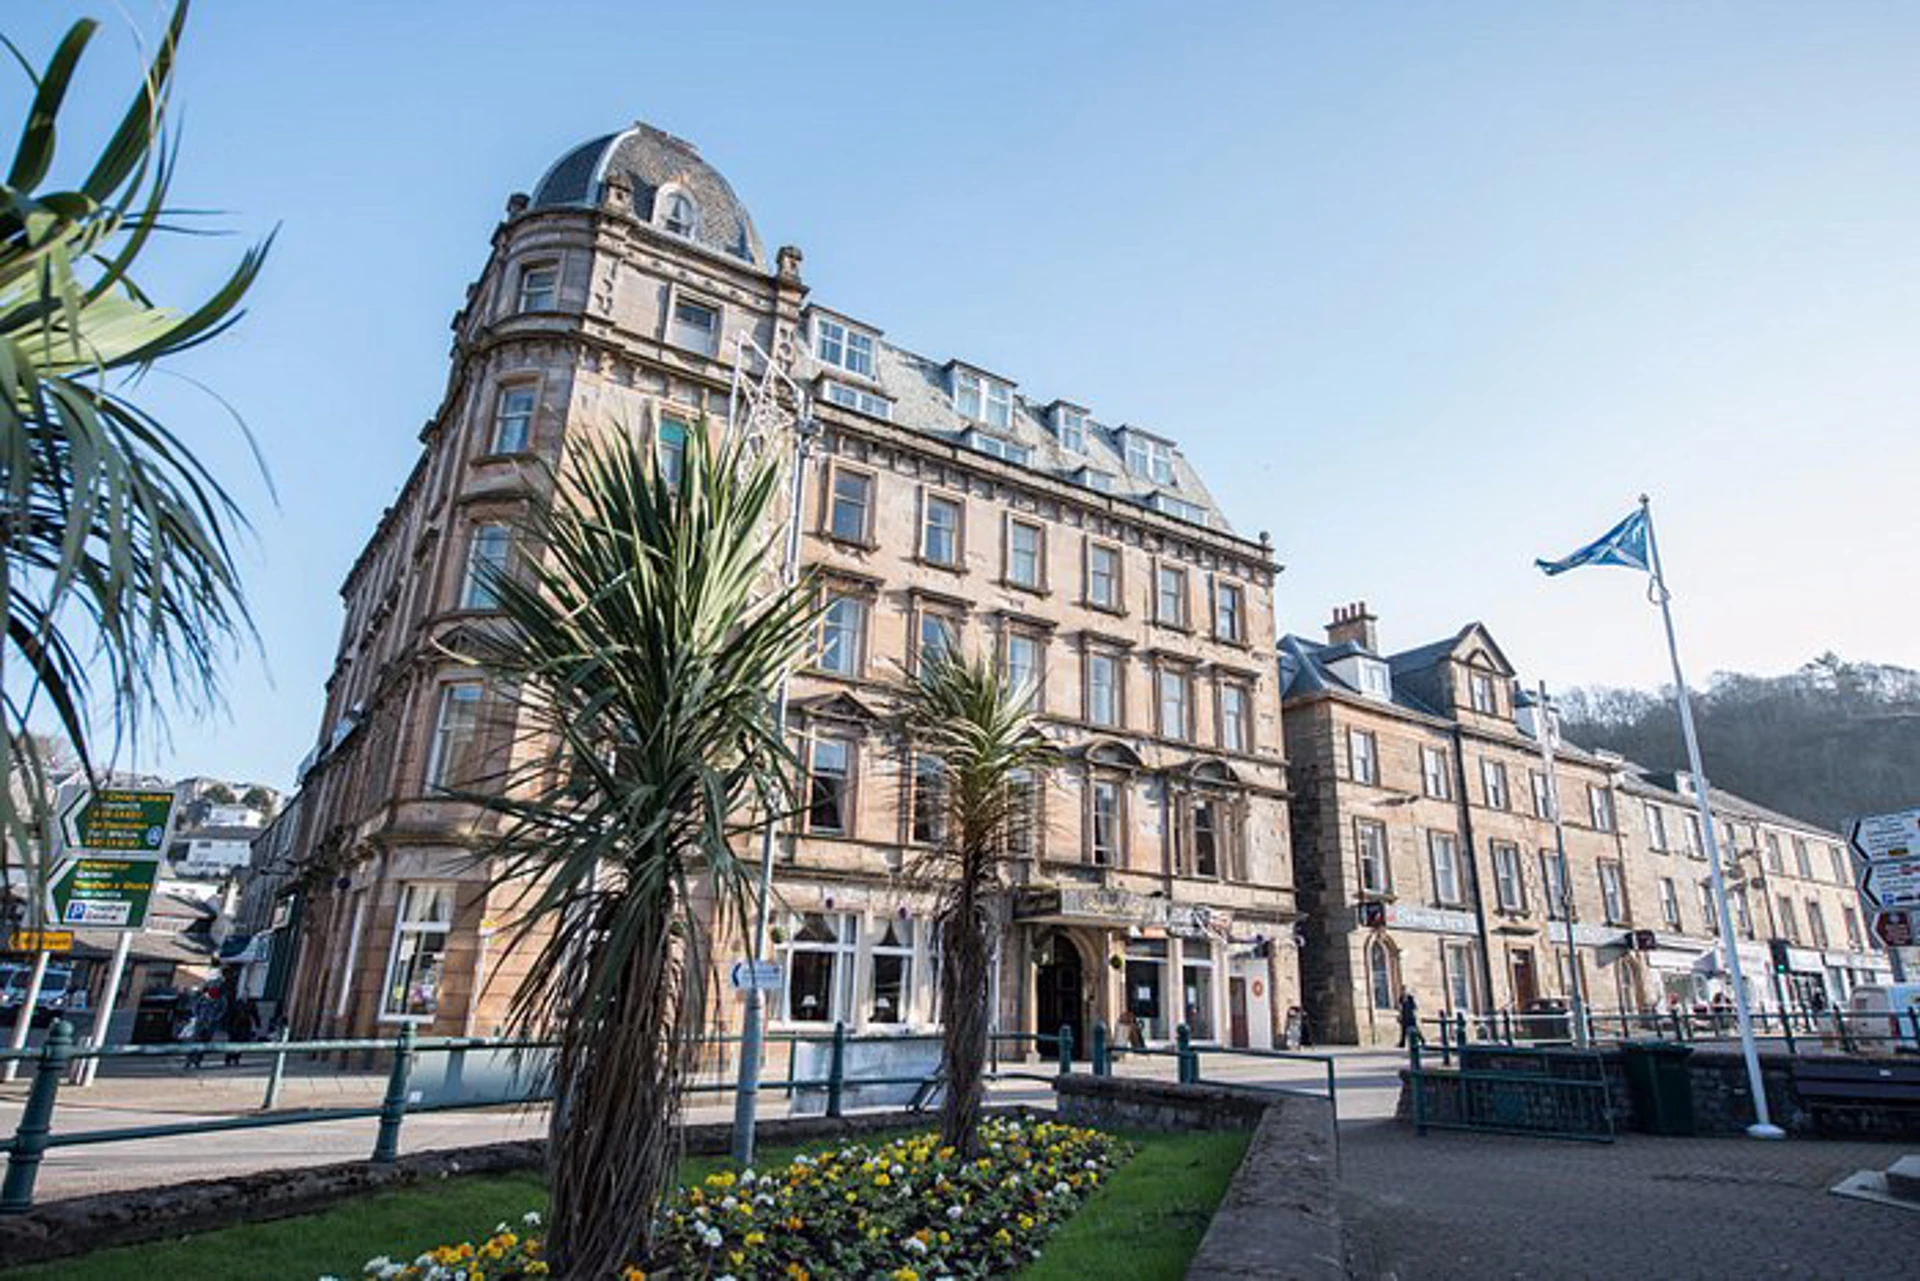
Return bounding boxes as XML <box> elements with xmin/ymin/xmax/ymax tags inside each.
<box><xmin>1557</xmin><ymin>654</ymin><xmax>1920</xmax><ymax>834</ymax></box>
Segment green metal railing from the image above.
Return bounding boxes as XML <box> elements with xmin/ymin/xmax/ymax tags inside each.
<box><xmin>1424</xmin><ymin>1005</ymin><xmax>1920</xmax><ymax>1061</ymax></box>
<box><xmin>0</xmin><ymin>1019</ymin><xmax>1077</xmax><ymax>1213</ymax></box>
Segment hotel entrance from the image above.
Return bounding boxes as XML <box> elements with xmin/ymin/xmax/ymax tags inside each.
<box><xmin>1033</xmin><ymin>929</ymin><xmax>1087</xmax><ymax>1060</ymax></box>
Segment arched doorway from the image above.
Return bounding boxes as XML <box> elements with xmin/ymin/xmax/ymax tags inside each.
<box><xmin>1034</xmin><ymin>930</ymin><xmax>1086</xmax><ymax>1061</ymax></box>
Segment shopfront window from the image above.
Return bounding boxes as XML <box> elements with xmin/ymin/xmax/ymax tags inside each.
<box><xmin>382</xmin><ymin>884</ymin><xmax>454</xmax><ymax>1021</ymax></box>
<box><xmin>783</xmin><ymin>912</ymin><xmax>858</xmax><ymax>1024</ymax></box>
<box><xmin>1182</xmin><ymin>942</ymin><xmax>1216</xmax><ymax>1041</ymax></box>
<box><xmin>869</xmin><ymin>917</ymin><xmax>914</xmax><ymax>1024</ymax></box>
<box><xmin>1125</xmin><ymin>939</ymin><xmax>1168</xmax><ymax>1041</ymax></box>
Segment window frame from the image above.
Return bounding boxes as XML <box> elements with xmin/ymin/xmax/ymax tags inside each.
<box><xmin>667</xmin><ymin>293</ymin><xmax>721</xmax><ymax>357</ymax></box>
<box><xmin>1054</xmin><ymin>404</ymin><xmax>1087</xmax><ymax>452</ymax></box>
<box><xmin>804</xmin><ymin>731</ymin><xmax>858</xmax><ymax>837</ymax></box>
<box><xmin>515</xmin><ymin>260</ymin><xmax>558</xmax><ymax>313</ymax></box>
<box><xmin>1088</xmin><ymin>773</ymin><xmax>1127</xmax><ymax>867</ymax></box>
<box><xmin>913</xmin><ymin>603</ymin><xmax>963</xmax><ymax>676</ymax></box>
<box><xmin>1005</xmin><ymin>516</ymin><xmax>1046</xmax><ymax>591</ymax></box>
<box><xmin>1428</xmin><ymin>830</ymin><xmax>1462</xmax><ymax>907</ymax></box>
<box><xmin>379</xmin><ymin>882</ymin><xmax>456</xmax><ymax>1024</ymax></box>
<box><xmin>1153</xmin><ymin>563</ymin><xmax>1190</xmax><ymax>628</ymax></box>
<box><xmin>1155</xmin><ymin>662</ymin><xmax>1194</xmax><ymax>742</ymax></box>
<box><xmin>489</xmin><ymin>382</ymin><xmax>537</xmax><ymax>455</ymax></box>
<box><xmin>1084</xmin><ymin>647</ymin><xmax>1124</xmax><ymax>729</ymax></box>
<box><xmin>780</xmin><ymin>911</ymin><xmax>859</xmax><ymax>1026</ymax></box>
<box><xmin>814</xmin><ymin>315</ymin><xmax>878</xmax><ymax>380</ymax></box>
<box><xmin>825</xmin><ymin>465</ymin><xmax>876</xmax><ymax>545</ymax></box>
<box><xmin>1599</xmin><ymin>861</ymin><xmax>1627</xmax><ymax>925</ymax></box>
<box><xmin>1348</xmin><ymin>728</ymin><xmax>1378</xmax><ymax>786</ymax></box>
<box><xmin>1492</xmin><ymin>841</ymin><xmax>1525</xmax><ymax>912</ymax></box>
<box><xmin>425</xmin><ymin>682</ymin><xmax>485</xmax><ymax>793</ymax></box>
<box><xmin>1481</xmin><ymin>758</ymin><xmax>1509</xmax><ymax>810</ymax></box>
<box><xmin>1421</xmin><ymin>746</ymin><xmax>1452</xmax><ymax>801</ymax></box>
<box><xmin>1588</xmin><ymin>784</ymin><xmax>1615</xmax><ymax>833</ymax></box>
<box><xmin>460</xmin><ymin>523</ymin><xmax>511</xmax><ymax>611</ymax></box>
<box><xmin>920</xmin><ymin>491</ymin><xmax>966</xmax><ymax>569</ymax></box>
<box><xmin>815</xmin><ymin>588</ymin><xmax>869</xmax><ymax>678</ymax></box>
<box><xmin>1213</xmin><ymin>579</ymin><xmax>1246</xmax><ymax>644</ymax></box>
<box><xmin>1003</xmin><ymin>627</ymin><xmax>1046</xmax><ymax>710</ymax></box>
<box><xmin>1469</xmin><ymin>671</ymin><xmax>1497</xmax><ymax>715</ymax></box>
<box><xmin>1658</xmin><ymin>877</ymin><xmax>1681</xmax><ymax>929</ymax></box>
<box><xmin>1085</xmin><ymin>540</ymin><xmax>1123</xmax><ymax>612</ymax></box>
<box><xmin>1355</xmin><ymin>818</ymin><xmax>1391</xmax><ymax>896</ymax></box>
<box><xmin>1217</xmin><ymin>679</ymin><xmax>1252</xmax><ymax>755</ymax></box>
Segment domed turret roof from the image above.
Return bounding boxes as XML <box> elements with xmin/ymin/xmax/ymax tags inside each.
<box><xmin>530</xmin><ymin>123</ymin><xmax>766</xmax><ymax>270</ymax></box>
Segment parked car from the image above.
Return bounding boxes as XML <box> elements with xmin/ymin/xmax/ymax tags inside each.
<box><xmin>1846</xmin><ymin>984</ymin><xmax>1920</xmax><ymax>1053</ymax></box>
<box><xmin>0</xmin><ymin>962</ymin><xmax>89</xmax><ymax>1028</ymax></box>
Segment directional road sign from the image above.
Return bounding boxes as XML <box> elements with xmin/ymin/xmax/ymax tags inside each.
<box><xmin>1849</xmin><ymin>808</ymin><xmax>1920</xmax><ymax>866</ymax></box>
<box><xmin>6</xmin><ymin>929</ymin><xmax>73</xmax><ymax>952</ymax></box>
<box><xmin>47</xmin><ymin>855</ymin><xmax>162</xmax><ymax>929</ymax></box>
<box><xmin>59</xmin><ymin>788</ymin><xmax>177</xmax><ymax>855</ymax></box>
<box><xmin>729</xmin><ymin>959</ymin><xmax>782</xmax><ymax>992</ymax></box>
<box><xmin>1860</xmin><ymin>857</ymin><xmax>1920</xmax><ymax>911</ymax></box>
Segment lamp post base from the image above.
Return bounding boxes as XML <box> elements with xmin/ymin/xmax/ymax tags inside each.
<box><xmin>1746</xmin><ymin>1122</ymin><xmax>1786</xmax><ymax>1140</ymax></box>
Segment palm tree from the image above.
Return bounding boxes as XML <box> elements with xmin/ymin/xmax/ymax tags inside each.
<box><xmin>893</xmin><ymin>653</ymin><xmax>1058</xmax><ymax>1155</ymax></box>
<box><xmin>1</xmin><ymin>2</ymin><xmax>268</xmax><ymax>892</ymax></box>
<box><xmin>458</xmin><ymin>423</ymin><xmax>817</xmax><ymax>1276</ymax></box>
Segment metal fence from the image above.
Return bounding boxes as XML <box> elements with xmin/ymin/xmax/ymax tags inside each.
<box><xmin>1405</xmin><ymin>1038</ymin><xmax>1615</xmax><ymax>1143</ymax></box>
<box><xmin>1417</xmin><ymin>1006</ymin><xmax>1920</xmax><ymax>1064</ymax></box>
<box><xmin>1</xmin><ymin>1016</ymin><xmax>1318</xmax><ymax>1213</ymax></box>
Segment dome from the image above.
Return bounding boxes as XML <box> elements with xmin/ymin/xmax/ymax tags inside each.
<box><xmin>529</xmin><ymin>123</ymin><xmax>767</xmax><ymax>270</ymax></box>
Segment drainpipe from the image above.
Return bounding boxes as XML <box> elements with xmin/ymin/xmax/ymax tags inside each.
<box><xmin>1449</xmin><ymin>724</ymin><xmax>1498</xmax><ymax>1014</ymax></box>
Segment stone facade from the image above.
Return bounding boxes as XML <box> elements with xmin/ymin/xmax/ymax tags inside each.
<box><xmin>1282</xmin><ymin>605</ymin><xmax>1893</xmax><ymax>1048</ymax></box>
<box><xmin>270</xmin><ymin>122</ymin><xmax>1298</xmax><ymax>1060</ymax></box>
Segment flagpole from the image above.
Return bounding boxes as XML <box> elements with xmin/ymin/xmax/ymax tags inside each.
<box><xmin>1533</xmin><ymin>680</ymin><xmax>1587</xmax><ymax>1047</ymax></box>
<box><xmin>1639</xmin><ymin>495</ymin><xmax>1783</xmax><ymax>1140</ymax></box>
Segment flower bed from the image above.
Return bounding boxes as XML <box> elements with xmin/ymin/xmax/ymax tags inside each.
<box><xmin>350</xmin><ymin>1118</ymin><xmax>1132</xmax><ymax>1280</ymax></box>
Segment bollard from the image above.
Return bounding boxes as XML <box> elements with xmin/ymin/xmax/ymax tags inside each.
<box><xmin>1781</xmin><ymin>1012</ymin><xmax>1796</xmax><ymax>1057</ymax></box>
<box><xmin>262</xmin><ymin>1025</ymin><xmax>292</xmax><ymax>1110</ymax></box>
<box><xmin>1057</xmin><ymin>1023</ymin><xmax>1074</xmax><ymax>1075</ymax></box>
<box><xmin>1438</xmin><ymin>1015</ymin><xmax>1453</xmax><ymax>1066</ymax></box>
<box><xmin>826</xmin><ymin>1021</ymin><xmax>847</xmax><ymax>1119</ymax></box>
<box><xmin>370</xmin><ymin>1025</ymin><xmax>415</xmax><ymax>1164</ymax></box>
<box><xmin>1409</xmin><ymin>1032</ymin><xmax>1427</xmax><ymax>1136</ymax></box>
<box><xmin>1502</xmin><ymin>1010</ymin><xmax>1514</xmax><ymax>1044</ymax></box>
<box><xmin>2</xmin><ymin>1020</ymin><xmax>74</xmax><ymax>1213</ymax></box>
<box><xmin>1454</xmin><ymin>1011</ymin><xmax>1468</xmax><ymax>1050</ymax></box>
<box><xmin>1091</xmin><ymin>1022</ymin><xmax>1108</xmax><ymax>1077</ymax></box>
<box><xmin>1175</xmin><ymin>1023</ymin><xmax>1197</xmax><ymax>1084</ymax></box>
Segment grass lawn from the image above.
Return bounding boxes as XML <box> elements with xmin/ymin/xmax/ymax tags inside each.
<box><xmin>6</xmin><ymin>1126</ymin><xmax>1250</xmax><ymax>1281</ymax></box>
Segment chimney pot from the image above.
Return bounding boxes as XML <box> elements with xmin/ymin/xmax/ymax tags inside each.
<box><xmin>1325</xmin><ymin>601</ymin><xmax>1379</xmax><ymax>651</ymax></box>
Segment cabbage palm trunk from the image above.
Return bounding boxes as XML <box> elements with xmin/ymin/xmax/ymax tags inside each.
<box><xmin>893</xmin><ymin>654</ymin><xmax>1056</xmax><ymax>1154</ymax></box>
<box><xmin>459</xmin><ymin>423</ymin><xmax>815</xmax><ymax>1275</ymax></box>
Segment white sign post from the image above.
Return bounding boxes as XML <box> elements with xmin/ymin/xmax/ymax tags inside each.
<box><xmin>1850</xmin><ymin>809</ymin><xmax>1920</xmax><ymax>981</ymax></box>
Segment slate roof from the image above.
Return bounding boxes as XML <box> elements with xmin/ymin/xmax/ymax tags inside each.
<box><xmin>531</xmin><ymin>124</ymin><xmax>766</xmax><ymax>269</ymax></box>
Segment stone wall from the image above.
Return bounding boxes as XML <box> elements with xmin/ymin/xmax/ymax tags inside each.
<box><xmin>1184</xmin><ymin>1096</ymin><xmax>1341</xmax><ymax>1280</ymax></box>
<box><xmin>1053</xmin><ymin>1073</ymin><xmax>1274</xmax><ymax>1132</ymax></box>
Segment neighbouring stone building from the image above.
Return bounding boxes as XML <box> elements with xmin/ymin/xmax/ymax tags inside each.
<box><xmin>1281</xmin><ymin>604</ymin><xmax>1893</xmax><ymax>1047</ymax></box>
<box><xmin>271</xmin><ymin>122</ymin><xmax>1299</xmax><ymax>1058</ymax></box>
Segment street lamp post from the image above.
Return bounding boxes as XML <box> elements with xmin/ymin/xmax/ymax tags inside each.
<box><xmin>724</xmin><ymin>333</ymin><xmax>814</xmax><ymax>1167</ymax></box>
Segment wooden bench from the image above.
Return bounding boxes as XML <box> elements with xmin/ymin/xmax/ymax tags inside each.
<box><xmin>1792</xmin><ymin>1059</ymin><xmax>1920</xmax><ymax>1135</ymax></box>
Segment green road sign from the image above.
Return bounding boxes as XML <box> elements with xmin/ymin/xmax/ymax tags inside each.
<box><xmin>47</xmin><ymin>856</ymin><xmax>162</xmax><ymax>929</ymax></box>
<box><xmin>60</xmin><ymin>788</ymin><xmax>176</xmax><ymax>854</ymax></box>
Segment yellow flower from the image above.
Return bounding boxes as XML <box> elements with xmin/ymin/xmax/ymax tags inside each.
<box><xmin>892</xmin><ymin>1270</ymin><xmax>920</xmax><ymax>1281</ymax></box>
<box><xmin>622</xmin><ymin>1269</ymin><xmax>647</xmax><ymax>1281</ymax></box>
<box><xmin>526</xmin><ymin>1265</ymin><xmax>549</xmax><ymax>1276</ymax></box>
<box><xmin>874</xmin><ymin>1173</ymin><xmax>892</xmax><ymax>1187</ymax></box>
<box><xmin>730</xmin><ymin>1251</ymin><xmax>744</xmax><ymax>1267</ymax></box>
<box><xmin>785</xmin><ymin>1266</ymin><xmax>810</xmax><ymax>1281</ymax></box>
<box><xmin>1019</xmin><ymin>1214</ymin><xmax>1035</xmax><ymax>1231</ymax></box>
<box><xmin>744</xmin><ymin>1232</ymin><xmax>766</xmax><ymax>1247</ymax></box>
<box><xmin>994</xmin><ymin>1228</ymin><xmax>1013</xmax><ymax>1247</ymax></box>
<box><xmin>786</xmin><ymin>1215</ymin><xmax>804</xmax><ymax>1231</ymax></box>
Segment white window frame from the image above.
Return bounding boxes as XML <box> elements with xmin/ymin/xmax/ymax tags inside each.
<box><xmin>1588</xmin><ymin>785</ymin><xmax>1615</xmax><ymax>833</ymax></box>
<box><xmin>1215</xmin><ymin>580</ymin><xmax>1245</xmax><ymax>643</ymax></box>
<box><xmin>425</xmin><ymin>682</ymin><xmax>484</xmax><ymax>792</ymax></box>
<box><xmin>817</xmin><ymin>591</ymin><xmax>866</xmax><ymax>677</ymax></box>
<box><xmin>780</xmin><ymin>912</ymin><xmax>859</xmax><ymax>1026</ymax></box>
<box><xmin>1219</xmin><ymin>682</ymin><xmax>1250</xmax><ymax>754</ymax></box>
<box><xmin>1356</xmin><ymin>818</ymin><xmax>1391</xmax><ymax>896</ymax></box>
<box><xmin>1086</xmin><ymin>542</ymin><xmax>1121</xmax><ymax>610</ymax></box>
<box><xmin>1348</xmin><ymin>728</ymin><xmax>1378</xmax><ymax>786</ymax></box>
<box><xmin>827</xmin><ymin>467</ymin><xmax>874</xmax><ymax>543</ymax></box>
<box><xmin>1659</xmin><ymin>878</ymin><xmax>1681</xmax><ymax>928</ymax></box>
<box><xmin>1599</xmin><ymin>861</ymin><xmax>1626</xmax><ymax>925</ymax></box>
<box><xmin>490</xmin><ymin>384</ymin><xmax>536</xmax><ymax>454</ymax></box>
<box><xmin>1429</xmin><ymin>830</ymin><xmax>1462</xmax><ymax>906</ymax></box>
<box><xmin>1054</xmin><ymin>405</ymin><xmax>1086</xmax><ymax>451</ymax></box>
<box><xmin>1089</xmin><ymin>776</ymin><xmax>1124</xmax><ymax>866</ymax></box>
<box><xmin>823</xmin><ymin>379</ymin><xmax>891</xmax><ymax>419</ymax></box>
<box><xmin>867</xmin><ymin>916</ymin><xmax>914</xmax><ymax>1024</ymax></box>
<box><xmin>1156</xmin><ymin>666</ymin><xmax>1192</xmax><ymax>741</ymax></box>
<box><xmin>1645</xmin><ymin>802</ymin><xmax>1668</xmax><ymax>852</ymax></box>
<box><xmin>805</xmin><ymin>733</ymin><xmax>856</xmax><ymax>836</ymax></box>
<box><xmin>1086</xmin><ymin>650</ymin><xmax>1121</xmax><ymax>728</ymax></box>
<box><xmin>461</xmin><ymin>524</ymin><xmax>511</xmax><ymax>610</ymax></box>
<box><xmin>815</xmin><ymin>315</ymin><xmax>877</xmax><ymax>379</ymax></box>
<box><xmin>1469</xmin><ymin>671</ymin><xmax>1497</xmax><ymax>715</ymax></box>
<box><xmin>1154</xmin><ymin>564</ymin><xmax>1188</xmax><ymax>627</ymax></box>
<box><xmin>1492</xmin><ymin>842</ymin><xmax>1524</xmax><ymax>911</ymax></box>
<box><xmin>1421</xmin><ymin>746</ymin><xmax>1451</xmax><ymax>800</ymax></box>
<box><xmin>1481</xmin><ymin>759</ymin><xmax>1508</xmax><ymax>810</ymax></box>
<box><xmin>380</xmin><ymin>883</ymin><xmax>455</xmax><ymax>1023</ymax></box>
<box><xmin>1007</xmin><ymin>518</ymin><xmax>1044</xmax><ymax>589</ymax></box>
<box><xmin>921</xmin><ymin>493</ymin><xmax>964</xmax><ymax>567</ymax></box>
<box><xmin>516</xmin><ymin>261</ymin><xmax>557</xmax><ymax>313</ymax></box>
<box><xmin>668</xmin><ymin>295</ymin><xmax>721</xmax><ymax>356</ymax></box>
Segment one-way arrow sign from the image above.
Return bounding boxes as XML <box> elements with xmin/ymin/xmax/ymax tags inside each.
<box><xmin>1850</xmin><ymin>808</ymin><xmax>1920</xmax><ymax>866</ymax></box>
<box><xmin>1859</xmin><ymin>856</ymin><xmax>1920</xmax><ymax>911</ymax></box>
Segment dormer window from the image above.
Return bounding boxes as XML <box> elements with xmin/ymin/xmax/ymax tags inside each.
<box><xmin>953</xmin><ymin>369</ymin><xmax>1012</xmax><ymax>429</ymax></box>
<box><xmin>1124</xmin><ymin>435</ymin><xmax>1174</xmax><ymax>484</ymax></box>
<box><xmin>661</xmin><ymin>190</ymin><xmax>698</xmax><ymax>237</ymax></box>
<box><xmin>967</xmin><ymin>431</ymin><xmax>1030</xmax><ymax>466</ymax></box>
<box><xmin>815</xmin><ymin>316</ymin><xmax>876</xmax><ymax>379</ymax></box>
<box><xmin>1340</xmin><ymin>657</ymin><xmax>1392</xmax><ymax>700</ymax></box>
<box><xmin>1469</xmin><ymin>671</ymin><xmax>1498</xmax><ymax>715</ymax></box>
<box><xmin>1151</xmin><ymin>492</ymin><xmax>1207</xmax><ymax>525</ymax></box>
<box><xmin>1053</xmin><ymin>405</ymin><xmax>1087</xmax><ymax>452</ymax></box>
<box><xmin>1078</xmin><ymin>467</ymin><xmax>1115</xmax><ymax>493</ymax></box>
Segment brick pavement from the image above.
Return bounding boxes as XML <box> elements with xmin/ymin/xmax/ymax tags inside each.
<box><xmin>1340</xmin><ymin>1119</ymin><xmax>1915</xmax><ymax>1280</ymax></box>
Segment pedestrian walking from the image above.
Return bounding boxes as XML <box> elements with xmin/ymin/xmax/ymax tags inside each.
<box><xmin>185</xmin><ymin>979</ymin><xmax>227</xmax><ymax>1070</ymax></box>
<box><xmin>1397</xmin><ymin>990</ymin><xmax>1419</xmax><ymax>1048</ymax></box>
<box><xmin>223</xmin><ymin>993</ymin><xmax>259</xmax><ymax>1067</ymax></box>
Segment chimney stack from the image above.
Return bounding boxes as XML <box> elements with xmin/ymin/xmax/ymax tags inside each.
<box><xmin>1326</xmin><ymin>601</ymin><xmax>1378</xmax><ymax>652</ymax></box>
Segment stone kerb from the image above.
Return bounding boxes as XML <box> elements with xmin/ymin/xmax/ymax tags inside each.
<box><xmin>1052</xmin><ymin>1072</ymin><xmax>1274</xmax><ymax>1132</ymax></box>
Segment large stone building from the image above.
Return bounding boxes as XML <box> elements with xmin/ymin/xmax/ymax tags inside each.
<box><xmin>1281</xmin><ymin>604</ymin><xmax>1894</xmax><ymax>1046</ymax></box>
<box><xmin>274</xmin><ymin>123</ymin><xmax>1298</xmax><ymax>1057</ymax></box>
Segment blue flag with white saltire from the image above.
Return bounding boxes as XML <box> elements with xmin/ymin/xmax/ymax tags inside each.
<box><xmin>1535</xmin><ymin>508</ymin><xmax>1650</xmax><ymax>576</ymax></box>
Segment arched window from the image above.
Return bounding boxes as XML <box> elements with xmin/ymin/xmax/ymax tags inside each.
<box><xmin>1368</xmin><ymin>940</ymin><xmax>1396</xmax><ymax>1010</ymax></box>
<box><xmin>662</xmin><ymin>191</ymin><xmax>697</xmax><ymax>237</ymax></box>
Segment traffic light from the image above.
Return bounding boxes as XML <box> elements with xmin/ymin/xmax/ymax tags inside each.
<box><xmin>1768</xmin><ymin>938</ymin><xmax>1791</xmax><ymax>974</ymax></box>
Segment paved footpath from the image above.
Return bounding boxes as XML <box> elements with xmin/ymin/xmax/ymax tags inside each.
<box><xmin>1340</xmin><ymin>1119</ymin><xmax>1913</xmax><ymax>1280</ymax></box>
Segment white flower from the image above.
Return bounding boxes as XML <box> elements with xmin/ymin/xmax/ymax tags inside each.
<box><xmin>947</xmin><ymin>1204</ymin><xmax>965</xmax><ymax>1220</ymax></box>
<box><xmin>523</xmin><ymin>1210</ymin><xmax>542</xmax><ymax>1226</ymax></box>
<box><xmin>890</xmin><ymin>1163</ymin><xmax>905</xmax><ymax>1175</ymax></box>
<box><xmin>362</xmin><ymin>1259</ymin><xmax>392</xmax><ymax>1277</ymax></box>
<box><xmin>905</xmin><ymin>1238</ymin><xmax>928</xmax><ymax>1255</ymax></box>
<box><xmin>702</xmin><ymin>1225</ymin><xmax>724</xmax><ymax>1249</ymax></box>
<box><xmin>694</xmin><ymin>1205</ymin><xmax>709</xmax><ymax>1219</ymax></box>
<box><xmin>721</xmin><ymin>1196</ymin><xmax>738</xmax><ymax>1211</ymax></box>
<box><xmin>718</xmin><ymin>1275</ymin><xmax>738</xmax><ymax>1281</ymax></box>
<box><xmin>741</xmin><ymin>1168</ymin><xmax>756</xmax><ymax>1184</ymax></box>
<box><xmin>1054</xmin><ymin>1181</ymin><xmax>1071</xmax><ymax>1196</ymax></box>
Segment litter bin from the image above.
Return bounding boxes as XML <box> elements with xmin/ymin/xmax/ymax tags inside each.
<box><xmin>1622</xmin><ymin>1041</ymin><xmax>1695</xmax><ymax>1136</ymax></box>
<box><xmin>132</xmin><ymin>990</ymin><xmax>182</xmax><ymax>1045</ymax></box>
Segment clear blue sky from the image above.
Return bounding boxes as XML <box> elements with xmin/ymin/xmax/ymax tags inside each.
<box><xmin>11</xmin><ymin>1</ymin><xmax>1920</xmax><ymax>788</ymax></box>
